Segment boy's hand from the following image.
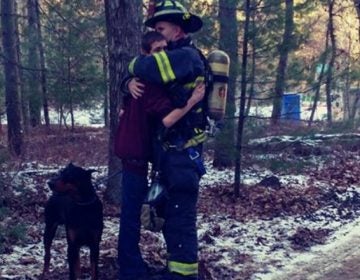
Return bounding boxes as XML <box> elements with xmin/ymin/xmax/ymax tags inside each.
<box><xmin>189</xmin><ymin>83</ymin><xmax>205</xmax><ymax>104</ymax></box>
<box><xmin>128</xmin><ymin>78</ymin><xmax>145</xmax><ymax>99</ymax></box>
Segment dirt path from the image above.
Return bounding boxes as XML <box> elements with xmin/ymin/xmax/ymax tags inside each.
<box><xmin>263</xmin><ymin>220</ymin><xmax>360</xmax><ymax>280</ymax></box>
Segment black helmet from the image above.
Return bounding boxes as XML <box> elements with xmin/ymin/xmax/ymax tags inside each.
<box><xmin>145</xmin><ymin>0</ymin><xmax>203</xmax><ymax>33</ymax></box>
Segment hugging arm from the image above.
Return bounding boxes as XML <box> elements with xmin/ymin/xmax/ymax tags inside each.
<box><xmin>162</xmin><ymin>83</ymin><xmax>205</xmax><ymax>128</ymax></box>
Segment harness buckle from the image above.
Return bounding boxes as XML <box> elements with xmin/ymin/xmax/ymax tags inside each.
<box><xmin>188</xmin><ymin>149</ymin><xmax>200</xmax><ymax>160</ymax></box>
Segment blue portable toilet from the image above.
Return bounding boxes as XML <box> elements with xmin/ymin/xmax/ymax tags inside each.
<box><xmin>281</xmin><ymin>93</ymin><xmax>301</xmax><ymax>120</ymax></box>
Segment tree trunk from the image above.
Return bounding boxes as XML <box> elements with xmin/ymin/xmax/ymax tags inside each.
<box><xmin>27</xmin><ymin>0</ymin><xmax>42</xmax><ymax>127</ymax></box>
<box><xmin>67</xmin><ymin>57</ymin><xmax>74</xmax><ymax>130</ymax></box>
<box><xmin>1</xmin><ymin>0</ymin><xmax>23</xmax><ymax>156</ymax></box>
<box><xmin>213</xmin><ymin>0</ymin><xmax>239</xmax><ymax>168</ymax></box>
<box><xmin>70</xmin><ymin>101</ymin><xmax>74</xmax><ymax>130</ymax></box>
<box><xmin>309</xmin><ymin>29</ymin><xmax>330</xmax><ymax>126</ymax></box>
<box><xmin>102</xmin><ymin>52</ymin><xmax>109</xmax><ymax>127</ymax></box>
<box><xmin>350</xmin><ymin>83</ymin><xmax>360</xmax><ymax>124</ymax></box>
<box><xmin>35</xmin><ymin>0</ymin><xmax>50</xmax><ymax>128</ymax></box>
<box><xmin>14</xmin><ymin>1</ymin><xmax>29</xmax><ymax>133</ymax></box>
<box><xmin>353</xmin><ymin>0</ymin><xmax>360</xmax><ymax>42</ymax></box>
<box><xmin>245</xmin><ymin>11</ymin><xmax>257</xmax><ymax>118</ymax></box>
<box><xmin>104</xmin><ymin>0</ymin><xmax>142</xmax><ymax>204</ymax></box>
<box><xmin>325</xmin><ymin>0</ymin><xmax>336</xmax><ymax>124</ymax></box>
<box><xmin>342</xmin><ymin>39</ymin><xmax>352</xmax><ymax>122</ymax></box>
<box><xmin>59</xmin><ymin>105</ymin><xmax>64</xmax><ymax>128</ymax></box>
<box><xmin>271</xmin><ymin>0</ymin><xmax>294</xmax><ymax>124</ymax></box>
<box><xmin>234</xmin><ymin>0</ymin><xmax>251</xmax><ymax>198</ymax></box>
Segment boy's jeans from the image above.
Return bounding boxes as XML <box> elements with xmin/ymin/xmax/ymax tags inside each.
<box><xmin>118</xmin><ymin>169</ymin><xmax>148</xmax><ymax>279</ymax></box>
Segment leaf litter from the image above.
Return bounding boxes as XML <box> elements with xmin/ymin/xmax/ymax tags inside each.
<box><xmin>0</xmin><ymin>130</ymin><xmax>360</xmax><ymax>279</ymax></box>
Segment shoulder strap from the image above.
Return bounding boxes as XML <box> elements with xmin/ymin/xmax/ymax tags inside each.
<box><xmin>192</xmin><ymin>47</ymin><xmax>214</xmax><ymax>127</ymax></box>
<box><xmin>192</xmin><ymin>47</ymin><xmax>213</xmax><ymax>94</ymax></box>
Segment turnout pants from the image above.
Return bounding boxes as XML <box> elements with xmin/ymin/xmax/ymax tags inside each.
<box><xmin>162</xmin><ymin>149</ymin><xmax>201</xmax><ymax>278</ymax></box>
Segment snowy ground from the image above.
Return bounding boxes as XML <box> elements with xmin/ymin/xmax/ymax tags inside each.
<box><xmin>1</xmin><ymin>156</ymin><xmax>360</xmax><ymax>279</ymax></box>
<box><xmin>261</xmin><ymin>220</ymin><xmax>360</xmax><ymax>280</ymax></box>
<box><xmin>1</xmin><ymin>132</ymin><xmax>360</xmax><ymax>279</ymax></box>
<box><xmin>198</xmin><ymin>161</ymin><xmax>360</xmax><ymax>280</ymax></box>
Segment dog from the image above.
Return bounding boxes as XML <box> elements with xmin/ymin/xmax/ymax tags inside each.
<box><xmin>42</xmin><ymin>163</ymin><xmax>103</xmax><ymax>280</ymax></box>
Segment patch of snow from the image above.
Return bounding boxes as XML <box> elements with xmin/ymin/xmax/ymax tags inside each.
<box><xmin>255</xmin><ymin>219</ymin><xmax>360</xmax><ymax>280</ymax></box>
<box><xmin>1</xmin><ymin>153</ymin><xmax>360</xmax><ymax>279</ymax></box>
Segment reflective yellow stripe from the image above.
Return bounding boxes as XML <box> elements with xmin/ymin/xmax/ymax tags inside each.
<box><xmin>195</xmin><ymin>132</ymin><xmax>207</xmax><ymax>143</ymax></box>
<box><xmin>209</xmin><ymin>62</ymin><xmax>228</xmax><ymax>75</ymax></box>
<box><xmin>168</xmin><ymin>261</ymin><xmax>198</xmax><ymax>276</ymax></box>
<box><xmin>128</xmin><ymin>57</ymin><xmax>137</xmax><ymax>75</ymax></box>
<box><xmin>163</xmin><ymin>0</ymin><xmax>173</xmax><ymax>7</ymax></box>
<box><xmin>184</xmin><ymin>131</ymin><xmax>207</xmax><ymax>148</ymax></box>
<box><xmin>153</xmin><ymin>51</ymin><xmax>176</xmax><ymax>83</ymax></box>
<box><xmin>184</xmin><ymin>76</ymin><xmax>205</xmax><ymax>89</ymax></box>
<box><xmin>154</xmin><ymin>1</ymin><xmax>187</xmax><ymax>17</ymax></box>
<box><xmin>163</xmin><ymin>0</ymin><xmax>174</xmax><ymax>7</ymax></box>
<box><xmin>153</xmin><ymin>9</ymin><xmax>183</xmax><ymax>17</ymax></box>
<box><xmin>159</xmin><ymin>51</ymin><xmax>176</xmax><ymax>82</ymax></box>
<box><xmin>153</xmin><ymin>53</ymin><xmax>168</xmax><ymax>83</ymax></box>
<box><xmin>183</xmin><ymin>82</ymin><xmax>195</xmax><ymax>89</ymax></box>
<box><xmin>163</xmin><ymin>130</ymin><xmax>207</xmax><ymax>150</ymax></box>
<box><xmin>195</xmin><ymin>76</ymin><xmax>205</xmax><ymax>83</ymax></box>
<box><xmin>162</xmin><ymin>0</ymin><xmax>186</xmax><ymax>11</ymax></box>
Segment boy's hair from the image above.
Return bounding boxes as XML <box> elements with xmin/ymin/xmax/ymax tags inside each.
<box><xmin>141</xmin><ymin>31</ymin><xmax>166</xmax><ymax>54</ymax></box>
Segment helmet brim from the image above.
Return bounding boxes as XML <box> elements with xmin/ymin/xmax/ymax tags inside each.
<box><xmin>145</xmin><ymin>13</ymin><xmax>203</xmax><ymax>33</ymax></box>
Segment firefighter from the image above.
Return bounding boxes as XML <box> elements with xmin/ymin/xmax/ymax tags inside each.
<box><xmin>117</xmin><ymin>31</ymin><xmax>205</xmax><ymax>280</ymax></box>
<box><xmin>127</xmin><ymin>1</ymin><xmax>207</xmax><ymax>279</ymax></box>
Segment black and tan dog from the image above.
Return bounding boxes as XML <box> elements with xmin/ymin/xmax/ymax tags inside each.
<box><xmin>43</xmin><ymin>163</ymin><xmax>103</xmax><ymax>280</ymax></box>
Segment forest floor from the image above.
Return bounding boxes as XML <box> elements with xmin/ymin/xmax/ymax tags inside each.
<box><xmin>0</xmin><ymin>126</ymin><xmax>360</xmax><ymax>279</ymax></box>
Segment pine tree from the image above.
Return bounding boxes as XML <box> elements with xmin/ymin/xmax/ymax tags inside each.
<box><xmin>42</xmin><ymin>0</ymin><xmax>105</xmax><ymax>128</ymax></box>
<box><xmin>271</xmin><ymin>0</ymin><xmax>295</xmax><ymax>124</ymax></box>
<box><xmin>213</xmin><ymin>0</ymin><xmax>239</xmax><ymax>168</ymax></box>
<box><xmin>26</xmin><ymin>0</ymin><xmax>42</xmax><ymax>127</ymax></box>
<box><xmin>1</xmin><ymin>0</ymin><xmax>23</xmax><ymax>155</ymax></box>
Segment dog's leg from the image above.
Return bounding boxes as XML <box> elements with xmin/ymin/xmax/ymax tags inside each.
<box><xmin>42</xmin><ymin>223</ymin><xmax>58</xmax><ymax>277</ymax></box>
<box><xmin>90</xmin><ymin>242</ymin><xmax>100</xmax><ymax>280</ymax></box>
<box><xmin>67</xmin><ymin>242</ymin><xmax>80</xmax><ymax>280</ymax></box>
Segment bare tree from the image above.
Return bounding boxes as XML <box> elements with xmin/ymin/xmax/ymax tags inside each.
<box><xmin>213</xmin><ymin>0</ymin><xmax>239</xmax><ymax>168</ymax></box>
<box><xmin>309</xmin><ymin>29</ymin><xmax>330</xmax><ymax>126</ymax></box>
<box><xmin>27</xmin><ymin>0</ymin><xmax>42</xmax><ymax>127</ymax></box>
<box><xmin>234</xmin><ymin>0</ymin><xmax>251</xmax><ymax>198</ymax></box>
<box><xmin>353</xmin><ymin>0</ymin><xmax>360</xmax><ymax>42</ymax></box>
<box><xmin>14</xmin><ymin>1</ymin><xmax>30</xmax><ymax>133</ymax></box>
<box><xmin>34</xmin><ymin>0</ymin><xmax>50</xmax><ymax>128</ymax></box>
<box><xmin>349</xmin><ymin>85</ymin><xmax>360</xmax><ymax>123</ymax></box>
<box><xmin>342</xmin><ymin>34</ymin><xmax>352</xmax><ymax>123</ymax></box>
<box><xmin>245</xmin><ymin>8</ymin><xmax>258</xmax><ymax>118</ymax></box>
<box><xmin>325</xmin><ymin>0</ymin><xmax>337</xmax><ymax>124</ymax></box>
<box><xmin>1</xmin><ymin>0</ymin><xmax>23</xmax><ymax>155</ymax></box>
<box><xmin>271</xmin><ymin>0</ymin><xmax>294</xmax><ymax>124</ymax></box>
<box><xmin>102</xmin><ymin>52</ymin><xmax>109</xmax><ymax>127</ymax></box>
<box><xmin>103</xmin><ymin>0</ymin><xmax>142</xmax><ymax>203</ymax></box>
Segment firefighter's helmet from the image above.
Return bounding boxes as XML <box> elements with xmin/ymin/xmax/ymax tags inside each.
<box><xmin>145</xmin><ymin>0</ymin><xmax>203</xmax><ymax>33</ymax></box>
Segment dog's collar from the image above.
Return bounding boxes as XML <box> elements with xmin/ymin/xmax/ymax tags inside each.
<box><xmin>75</xmin><ymin>196</ymin><xmax>98</xmax><ymax>206</ymax></box>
